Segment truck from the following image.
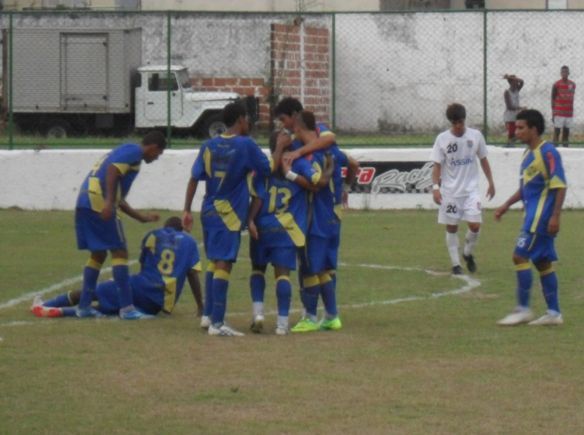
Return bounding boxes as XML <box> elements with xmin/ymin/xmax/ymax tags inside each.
<box><xmin>3</xmin><ymin>28</ymin><xmax>245</xmax><ymax>138</ymax></box>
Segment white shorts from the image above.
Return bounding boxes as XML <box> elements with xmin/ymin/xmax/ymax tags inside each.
<box><xmin>438</xmin><ymin>193</ymin><xmax>482</xmax><ymax>225</ymax></box>
<box><xmin>553</xmin><ymin>116</ymin><xmax>574</xmax><ymax>129</ymax></box>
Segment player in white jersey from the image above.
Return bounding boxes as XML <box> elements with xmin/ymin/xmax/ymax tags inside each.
<box><xmin>431</xmin><ymin>103</ymin><xmax>496</xmax><ymax>275</ymax></box>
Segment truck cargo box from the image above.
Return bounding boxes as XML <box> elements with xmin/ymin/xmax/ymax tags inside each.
<box><xmin>4</xmin><ymin>28</ymin><xmax>141</xmax><ymax>114</ymax></box>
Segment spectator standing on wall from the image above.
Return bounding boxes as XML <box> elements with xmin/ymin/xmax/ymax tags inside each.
<box><xmin>503</xmin><ymin>74</ymin><xmax>524</xmax><ymax>147</ymax></box>
<box><xmin>551</xmin><ymin>65</ymin><xmax>576</xmax><ymax>147</ymax></box>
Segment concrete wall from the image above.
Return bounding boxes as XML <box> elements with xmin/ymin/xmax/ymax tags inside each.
<box><xmin>335</xmin><ymin>12</ymin><xmax>485</xmax><ymax>133</ymax></box>
<box><xmin>2</xmin><ymin>147</ymin><xmax>583</xmax><ymax>210</ymax></box>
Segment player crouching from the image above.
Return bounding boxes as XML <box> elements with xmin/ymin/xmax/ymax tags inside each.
<box><xmin>31</xmin><ymin>217</ymin><xmax>203</xmax><ymax>319</ymax></box>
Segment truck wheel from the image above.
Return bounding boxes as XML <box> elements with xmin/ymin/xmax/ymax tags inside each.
<box><xmin>202</xmin><ymin>113</ymin><xmax>226</xmax><ymax>138</ymax></box>
<box><xmin>43</xmin><ymin>120</ymin><xmax>70</xmax><ymax>139</ymax></box>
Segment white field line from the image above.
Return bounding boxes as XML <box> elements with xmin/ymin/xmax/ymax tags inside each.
<box><xmin>0</xmin><ymin>260</ymin><xmax>138</xmax><ymax>311</ymax></box>
<box><xmin>0</xmin><ymin>258</ymin><xmax>481</xmax><ymax>327</ymax></box>
<box><xmin>227</xmin><ymin>262</ymin><xmax>481</xmax><ymax>317</ymax></box>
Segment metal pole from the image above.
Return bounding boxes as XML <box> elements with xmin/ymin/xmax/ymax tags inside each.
<box><xmin>166</xmin><ymin>10</ymin><xmax>172</xmax><ymax>148</ymax></box>
<box><xmin>8</xmin><ymin>13</ymin><xmax>14</xmax><ymax>150</ymax></box>
<box><xmin>483</xmin><ymin>10</ymin><xmax>488</xmax><ymax>142</ymax></box>
<box><xmin>331</xmin><ymin>13</ymin><xmax>336</xmax><ymax>130</ymax></box>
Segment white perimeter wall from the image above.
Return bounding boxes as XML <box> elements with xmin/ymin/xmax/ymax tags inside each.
<box><xmin>2</xmin><ymin>147</ymin><xmax>584</xmax><ymax>211</ymax></box>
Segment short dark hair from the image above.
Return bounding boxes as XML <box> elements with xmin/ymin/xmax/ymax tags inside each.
<box><xmin>164</xmin><ymin>216</ymin><xmax>183</xmax><ymax>232</ymax></box>
<box><xmin>446</xmin><ymin>103</ymin><xmax>466</xmax><ymax>122</ymax></box>
<box><xmin>516</xmin><ymin>109</ymin><xmax>545</xmax><ymax>135</ymax></box>
<box><xmin>274</xmin><ymin>97</ymin><xmax>304</xmax><ymax>117</ymax></box>
<box><xmin>296</xmin><ymin>110</ymin><xmax>316</xmax><ymax>131</ymax></box>
<box><xmin>223</xmin><ymin>102</ymin><xmax>247</xmax><ymax>127</ymax></box>
<box><xmin>561</xmin><ymin>65</ymin><xmax>570</xmax><ymax>71</ymax></box>
<box><xmin>142</xmin><ymin>130</ymin><xmax>167</xmax><ymax>149</ymax></box>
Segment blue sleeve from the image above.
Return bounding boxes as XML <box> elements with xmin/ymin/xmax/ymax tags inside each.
<box><xmin>331</xmin><ymin>145</ymin><xmax>348</xmax><ymax>167</ymax></box>
<box><xmin>544</xmin><ymin>146</ymin><xmax>567</xmax><ymax>189</ymax></box>
<box><xmin>249</xmin><ymin>173</ymin><xmax>267</xmax><ymax>198</ymax></box>
<box><xmin>192</xmin><ymin>144</ymin><xmax>208</xmax><ymax>181</ymax></box>
<box><xmin>292</xmin><ymin>158</ymin><xmax>318</xmax><ymax>184</ymax></box>
<box><xmin>110</xmin><ymin>144</ymin><xmax>143</xmax><ymax>175</ymax></box>
<box><xmin>316</xmin><ymin>123</ymin><xmax>335</xmax><ymax>137</ymax></box>
<box><xmin>246</xmin><ymin>138</ymin><xmax>271</xmax><ymax>177</ymax></box>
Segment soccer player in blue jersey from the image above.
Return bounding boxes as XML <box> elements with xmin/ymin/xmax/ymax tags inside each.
<box><xmin>495</xmin><ymin>109</ymin><xmax>567</xmax><ymax>326</ymax></box>
<box><xmin>74</xmin><ymin>131</ymin><xmax>166</xmax><ymax>320</ymax></box>
<box><xmin>32</xmin><ymin>217</ymin><xmax>203</xmax><ymax>318</ymax></box>
<box><xmin>183</xmin><ymin>102</ymin><xmax>285</xmax><ymax>337</ymax></box>
<box><xmin>287</xmin><ymin>111</ymin><xmax>346</xmax><ymax>333</ymax></box>
<box><xmin>247</xmin><ymin>131</ymin><xmax>333</xmax><ymax>335</ymax></box>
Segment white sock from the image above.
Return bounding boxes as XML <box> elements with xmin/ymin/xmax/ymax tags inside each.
<box><xmin>463</xmin><ymin>229</ymin><xmax>480</xmax><ymax>256</ymax></box>
<box><xmin>253</xmin><ymin>302</ymin><xmax>264</xmax><ymax>317</ymax></box>
<box><xmin>446</xmin><ymin>232</ymin><xmax>460</xmax><ymax>267</ymax></box>
<box><xmin>277</xmin><ymin>315</ymin><xmax>288</xmax><ymax>329</ymax></box>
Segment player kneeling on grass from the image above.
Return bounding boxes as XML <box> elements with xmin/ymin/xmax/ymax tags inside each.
<box><xmin>431</xmin><ymin>103</ymin><xmax>496</xmax><ymax>275</ymax></box>
<box><xmin>247</xmin><ymin>131</ymin><xmax>333</xmax><ymax>335</ymax></box>
<box><xmin>32</xmin><ymin>217</ymin><xmax>203</xmax><ymax>318</ymax></box>
<box><xmin>495</xmin><ymin>109</ymin><xmax>567</xmax><ymax>326</ymax></box>
<box><xmin>290</xmin><ymin>111</ymin><xmax>345</xmax><ymax>333</ymax></box>
<box><xmin>74</xmin><ymin>131</ymin><xmax>166</xmax><ymax>320</ymax></box>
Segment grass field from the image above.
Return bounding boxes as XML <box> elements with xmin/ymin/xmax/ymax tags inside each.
<box><xmin>1</xmin><ymin>209</ymin><xmax>584</xmax><ymax>434</ymax></box>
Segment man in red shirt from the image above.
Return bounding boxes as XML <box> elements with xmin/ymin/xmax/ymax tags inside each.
<box><xmin>551</xmin><ymin>65</ymin><xmax>576</xmax><ymax>147</ymax></box>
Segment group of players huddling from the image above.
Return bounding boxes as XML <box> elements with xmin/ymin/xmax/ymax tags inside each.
<box><xmin>32</xmin><ymin>97</ymin><xmax>361</xmax><ymax>336</ymax></box>
<box><xmin>31</xmin><ymin>97</ymin><xmax>567</xmax><ymax>332</ymax></box>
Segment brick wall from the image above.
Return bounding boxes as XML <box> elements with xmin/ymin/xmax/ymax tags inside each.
<box><xmin>271</xmin><ymin>23</ymin><xmax>331</xmax><ymax>126</ymax></box>
<box><xmin>190</xmin><ymin>22</ymin><xmax>331</xmax><ymax>131</ymax></box>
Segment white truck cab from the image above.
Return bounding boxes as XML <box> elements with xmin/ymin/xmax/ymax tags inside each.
<box><xmin>135</xmin><ymin>65</ymin><xmax>240</xmax><ymax>137</ymax></box>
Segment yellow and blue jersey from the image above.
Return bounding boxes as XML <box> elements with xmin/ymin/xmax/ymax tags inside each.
<box><xmin>76</xmin><ymin>143</ymin><xmax>143</xmax><ymax>212</ymax></box>
<box><xmin>137</xmin><ymin>227</ymin><xmax>202</xmax><ymax>314</ymax></box>
<box><xmin>520</xmin><ymin>141</ymin><xmax>567</xmax><ymax>235</ymax></box>
<box><xmin>308</xmin><ymin>151</ymin><xmax>339</xmax><ymax>238</ymax></box>
<box><xmin>192</xmin><ymin>134</ymin><xmax>271</xmax><ymax>232</ymax></box>
<box><xmin>251</xmin><ymin>157</ymin><xmax>319</xmax><ymax>248</ymax></box>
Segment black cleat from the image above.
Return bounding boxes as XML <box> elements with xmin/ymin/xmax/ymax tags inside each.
<box><xmin>463</xmin><ymin>254</ymin><xmax>477</xmax><ymax>273</ymax></box>
<box><xmin>452</xmin><ymin>265</ymin><xmax>464</xmax><ymax>275</ymax></box>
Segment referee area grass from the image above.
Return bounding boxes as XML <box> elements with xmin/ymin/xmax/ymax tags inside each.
<box><xmin>1</xmin><ymin>209</ymin><xmax>584</xmax><ymax>434</ymax></box>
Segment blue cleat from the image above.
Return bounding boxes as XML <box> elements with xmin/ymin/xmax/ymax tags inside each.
<box><xmin>119</xmin><ymin>308</ymin><xmax>154</xmax><ymax>320</ymax></box>
<box><xmin>75</xmin><ymin>307</ymin><xmax>105</xmax><ymax>318</ymax></box>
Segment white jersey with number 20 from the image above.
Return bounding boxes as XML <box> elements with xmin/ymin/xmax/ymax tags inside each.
<box><xmin>430</xmin><ymin>127</ymin><xmax>488</xmax><ymax>198</ymax></box>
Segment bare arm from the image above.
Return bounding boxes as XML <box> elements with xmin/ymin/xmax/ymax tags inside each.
<box><xmin>182</xmin><ymin>178</ymin><xmax>198</xmax><ymax>232</ymax></box>
<box><xmin>101</xmin><ymin>165</ymin><xmax>122</xmax><ymax>221</ymax></box>
<box><xmin>516</xmin><ymin>78</ymin><xmax>524</xmax><ymax>91</ymax></box>
<box><xmin>119</xmin><ymin>200</ymin><xmax>159</xmax><ymax>223</ymax></box>
<box><xmin>186</xmin><ymin>269</ymin><xmax>203</xmax><ymax>317</ymax></box>
<box><xmin>494</xmin><ymin>188</ymin><xmax>522</xmax><ymax>221</ymax></box>
<box><xmin>342</xmin><ymin>154</ymin><xmax>360</xmax><ymax>207</ymax></box>
<box><xmin>431</xmin><ymin>162</ymin><xmax>442</xmax><ymax>205</ymax></box>
<box><xmin>504</xmin><ymin>90</ymin><xmax>514</xmax><ymax>111</ymax></box>
<box><xmin>480</xmin><ymin>157</ymin><xmax>495</xmax><ymax>200</ymax></box>
<box><xmin>548</xmin><ymin>187</ymin><xmax>567</xmax><ymax>235</ymax></box>
<box><xmin>284</xmin><ymin>133</ymin><xmax>337</xmax><ymax>164</ymax></box>
<box><xmin>316</xmin><ymin>154</ymin><xmax>335</xmax><ymax>188</ymax></box>
<box><xmin>247</xmin><ymin>196</ymin><xmax>263</xmax><ymax>240</ymax></box>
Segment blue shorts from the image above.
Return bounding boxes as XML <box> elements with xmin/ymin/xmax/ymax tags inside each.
<box><xmin>514</xmin><ymin>232</ymin><xmax>558</xmax><ymax>263</ymax></box>
<box><xmin>300</xmin><ymin>234</ymin><xmax>339</xmax><ymax>276</ymax></box>
<box><xmin>75</xmin><ymin>208</ymin><xmax>126</xmax><ymax>252</ymax></box>
<box><xmin>95</xmin><ymin>275</ymin><xmax>162</xmax><ymax>315</ymax></box>
<box><xmin>203</xmin><ymin>227</ymin><xmax>240</xmax><ymax>262</ymax></box>
<box><xmin>249</xmin><ymin>238</ymin><xmax>297</xmax><ymax>270</ymax></box>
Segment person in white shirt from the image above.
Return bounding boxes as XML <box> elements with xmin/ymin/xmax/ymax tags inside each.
<box><xmin>431</xmin><ymin>103</ymin><xmax>496</xmax><ymax>275</ymax></box>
